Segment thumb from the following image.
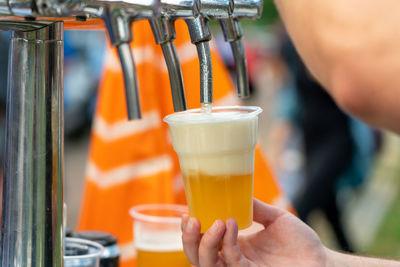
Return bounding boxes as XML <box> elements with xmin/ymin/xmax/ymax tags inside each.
<box><xmin>253</xmin><ymin>199</ymin><xmax>285</xmax><ymax>227</ymax></box>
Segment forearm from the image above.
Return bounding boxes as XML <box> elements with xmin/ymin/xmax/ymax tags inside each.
<box><xmin>274</xmin><ymin>0</ymin><xmax>400</xmax><ymax>133</ymax></box>
<box><xmin>326</xmin><ymin>248</ymin><xmax>400</xmax><ymax>267</ymax></box>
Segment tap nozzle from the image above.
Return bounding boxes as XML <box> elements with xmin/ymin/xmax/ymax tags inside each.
<box><xmin>149</xmin><ymin>0</ymin><xmax>202</xmax><ymax>111</ymax></box>
<box><xmin>103</xmin><ymin>9</ymin><xmax>141</xmax><ymax>119</ymax></box>
<box><xmin>149</xmin><ymin>16</ymin><xmax>187</xmax><ymax>112</ymax></box>
<box><xmin>101</xmin><ymin>0</ymin><xmax>160</xmax><ymax>119</ymax></box>
<box><xmin>185</xmin><ymin>15</ymin><xmax>213</xmax><ymax>105</ymax></box>
<box><xmin>219</xmin><ymin>18</ymin><xmax>249</xmax><ymax>98</ymax></box>
<box><xmin>218</xmin><ymin>0</ymin><xmax>262</xmax><ymax>99</ymax></box>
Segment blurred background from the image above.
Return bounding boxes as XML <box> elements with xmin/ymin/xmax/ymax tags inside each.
<box><xmin>0</xmin><ymin>0</ymin><xmax>399</xmax><ymax>259</ymax></box>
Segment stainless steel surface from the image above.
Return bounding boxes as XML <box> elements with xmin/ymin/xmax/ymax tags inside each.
<box><xmin>150</xmin><ymin>15</ymin><xmax>187</xmax><ymax>111</ymax></box>
<box><xmin>149</xmin><ymin>15</ymin><xmax>175</xmax><ymax>44</ymax></box>
<box><xmin>117</xmin><ymin>42</ymin><xmax>142</xmax><ymax>119</ymax></box>
<box><xmin>103</xmin><ymin>9</ymin><xmax>143</xmax><ymax>119</ymax></box>
<box><xmin>199</xmin><ymin>0</ymin><xmax>231</xmax><ymax>19</ymax></box>
<box><xmin>161</xmin><ymin>41</ymin><xmax>187</xmax><ymax>111</ymax></box>
<box><xmin>0</xmin><ymin>0</ymin><xmax>11</xmax><ymax>15</ymax></box>
<box><xmin>196</xmin><ymin>41</ymin><xmax>212</xmax><ymax>104</ymax></box>
<box><xmin>219</xmin><ymin>17</ymin><xmax>249</xmax><ymax>98</ymax></box>
<box><xmin>0</xmin><ymin>20</ymin><xmax>64</xmax><ymax>267</ymax></box>
<box><xmin>99</xmin><ymin>0</ymin><xmax>160</xmax><ymax>119</ymax></box>
<box><xmin>219</xmin><ymin>16</ymin><xmax>242</xmax><ymax>42</ymax></box>
<box><xmin>103</xmin><ymin>9</ymin><xmax>132</xmax><ymax>45</ymax></box>
<box><xmin>185</xmin><ymin>15</ymin><xmax>211</xmax><ymax>43</ymax></box>
<box><xmin>231</xmin><ymin>0</ymin><xmax>262</xmax><ymax>18</ymax></box>
<box><xmin>9</xmin><ymin>0</ymin><xmax>34</xmax><ymax>16</ymax></box>
<box><xmin>150</xmin><ymin>0</ymin><xmax>202</xmax><ymax>111</ymax></box>
<box><xmin>160</xmin><ymin>0</ymin><xmax>198</xmax><ymax>17</ymax></box>
<box><xmin>229</xmin><ymin>38</ymin><xmax>249</xmax><ymax>98</ymax></box>
<box><xmin>185</xmin><ymin>15</ymin><xmax>212</xmax><ymax>104</ymax></box>
<box><xmin>218</xmin><ymin>0</ymin><xmax>263</xmax><ymax>99</ymax></box>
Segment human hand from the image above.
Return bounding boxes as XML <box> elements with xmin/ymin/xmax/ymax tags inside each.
<box><xmin>181</xmin><ymin>199</ymin><xmax>328</xmax><ymax>267</ymax></box>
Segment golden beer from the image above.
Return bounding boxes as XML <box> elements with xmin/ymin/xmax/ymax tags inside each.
<box><xmin>183</xmin><ymin>171</ymin><xmax>253</xmax><ymax>232</ymax></box>
<box><xmin>165</xmin><ymin>106</ymin><xmax>262</xmax><ymax>233</ymax></box>
<box><xmin>137</xmin><ymin>249</ymin><xmax>191</xmax><ymax>267</ymax></box>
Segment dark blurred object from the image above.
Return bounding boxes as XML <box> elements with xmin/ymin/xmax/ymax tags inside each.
<box><xmin>64</xmin><ymin>30</ymin><xmax>106</xmax><ymax>138</ymax></box>
<box><xmin>74</xmin><ymin>231</ymin><xmax>120</xmax><ymax>267</ymax></box>
<box><xmin>0</xmin><ymin>32</ymin><xmax>8</xmax><ymax>109</ymax></box>
<box><xmin>66</xmin><ymin>228</ymin><xmax>74</xmax><ymax>237</ymax></box>
<box><xmin>280</xmin><ymin>37</ymin><xmax>377</xmax><ymax>253</ymax></box>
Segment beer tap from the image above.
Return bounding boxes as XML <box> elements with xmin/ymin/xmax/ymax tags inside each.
<box><xmin>102</xmin><ymin>9</ymin><xmax>142</xmax><ymax>119</ymax></box>
<box><xmin>148</xmin><ymin>0</ymin><xmax>200</xmax><ymax>112</ymax></box>
<box><xmin>184</xmin><ymin>0</ymin><xmax>231</xmax><ymax>106</ymax></box>
<box><xmin>99</xmin><ymin>0</ymin><xmax>159</xmax><ymax>119</ymax></box>
<box><xmin>218</xmin><ymin>0</ymin><xmax>262</xmax><ymax>98</ymax></box>
<box><xmin>0</xmin><ymin>0</ymin><xmax>265</xmax><ymax>265</ymax></box>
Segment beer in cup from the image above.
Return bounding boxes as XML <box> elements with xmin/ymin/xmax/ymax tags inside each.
<box><xmin>130</xmin><ymin>204</ymin><xmax>191</xmax><ymax>267</ymax></box>
<box><xmin>164</xmin><ymin>106</ymin><xmax>262</xmax><ymax>232</ymax></box>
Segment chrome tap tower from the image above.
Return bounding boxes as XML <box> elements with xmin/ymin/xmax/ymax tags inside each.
<box><xmin>0</xmin><ymin>0</ymin><xmax>262</xmax><ymax>265</ymax></box>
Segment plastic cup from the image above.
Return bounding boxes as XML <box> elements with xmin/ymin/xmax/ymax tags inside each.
<box><xmin>130</xmin><ymin>204</ymin><xmax>191</xmax><ymax>267</ymax></box>
<box><xmin>164</xmin><ymin>106</ymin><xmax>262</xmax><ymax>232</ymax></box>
<box><xmin>64</xmin><ymin>237</ymin><xmax>104</xmax><ymax>267</ymax></box>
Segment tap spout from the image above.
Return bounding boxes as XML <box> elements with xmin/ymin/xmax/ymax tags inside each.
<box><xmin>161</xmin><ymin>41</ymin><xmax>187</xmax><ymax>111</ymax></box>
<box><xmin>195</xmin><ymin>41</ymin><xmax>212</xmax><ymax>104</ymax></box>
<box><xmin>117</xmin><ymin>42</ymin><xmax>142</xmax><ymax>119</ymax></box>
<box><xmin>219</xmin><ymin>18</ymin><xmax>249</xmax><ymax>98</ymax></box>
<box><xmin>185</xmin><ymin>15</ymin><xmax>212</xmax><ymax>104</ymax></box>
<box><xmin>103</xmin><ymin>9</ymin><xmax>142</xmax><ymax>119</ymax></box>
<box><xmin>150</xmin><ymin>16</ymin><xmax>187</xmax><ymax>111</ymax></box>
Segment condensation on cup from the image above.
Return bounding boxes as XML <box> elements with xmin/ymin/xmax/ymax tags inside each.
<box><xmin>164</xmin><ymin>106</ymin><xmax>262</xmax><ymax>232</ymax></box>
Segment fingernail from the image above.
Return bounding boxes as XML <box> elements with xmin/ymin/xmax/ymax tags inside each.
<box><xmin>186</xmin><ymin>217</ymin><xmax>195</xmax><ymax>232</ymax></box>
<box><xmin>209</xmin><ymin>220</ymin><xmax>220</xmax><ymax>234</ymax></box>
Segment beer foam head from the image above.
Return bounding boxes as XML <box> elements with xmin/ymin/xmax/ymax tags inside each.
<box><xmin>164</xmin><ymin>106</ymin><xmax>262</xmax><ymax>175</ymax></box>
<box><xmin>134</xmin><ymin>230</ymin><xmax>183</xmax><ymax>252</ymax></box>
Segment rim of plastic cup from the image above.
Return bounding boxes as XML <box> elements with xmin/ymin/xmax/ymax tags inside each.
<box><xmin>129</xmin><ymin>203</ymin><xmax>188</xmax><ymax>224</ymax></box>
<box><xmin>64</xmin><ymin>237</ymin><xmax>104</xmax><ymax>260</ymax></box>
<box><xmin>164</xmin><ymin>106</ymin><xmax>263</xmax><ymax>124</ymax></box>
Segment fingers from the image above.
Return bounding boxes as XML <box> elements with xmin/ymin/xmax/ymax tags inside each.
<box><xmin>222</xmin><ymin>218</ymin><xmax>246</xmax><ymax>265</ymax></box>
<box><xmin>253</xmin><ymin>198</ymin><xmax>285</xmax><ymax>227</ymax></box>
<box><xmin>182</xmin><ymin>217</ymin><xmax>201</xmax><ymax>266</ymax></box>
<box><xmin>198</xmin><ymin>220</ymin><xmax>226</xmax><ymax>266</ymax></box>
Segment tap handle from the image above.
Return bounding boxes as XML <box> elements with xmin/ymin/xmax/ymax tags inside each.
<box><xmin>150</xmin><ymin>16</ymin><xmax>187</xmax><ymax>111</ymax></box>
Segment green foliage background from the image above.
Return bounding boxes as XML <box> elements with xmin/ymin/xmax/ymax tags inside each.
<box><xmin>259</xmin><ymin>0</ymin><xmax>279</xmax><ymax>25</ymax></box>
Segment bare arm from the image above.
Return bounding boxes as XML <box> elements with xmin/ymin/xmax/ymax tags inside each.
<box><xmin>182</xmin><ymin>200</ymin><xmax>400</xmax><ymax>267</ymax></box>
<box><xmin>274</xmin><ymin>0</ymin><xmax>400</xmax><ymax>133</ymax></box>
<box><xmin>327</xmin><ymin>248</ymin><xmax>400</xmax><ymax>267</ymax></box>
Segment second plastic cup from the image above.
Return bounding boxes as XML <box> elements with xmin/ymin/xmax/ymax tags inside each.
<box><xmin>164</xmin><ymin>106</ymin><xmax>262</xmax><ymax>232</ymax></box>
<box><xmin>64</xmin><ymin>237</ymin><xmax>104</xmax><ymax>267</ymax></box>
<box><xmin>130</xmin><ymin>204</ymin><xmax>191</xmax><ymax>267</ymax></box>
